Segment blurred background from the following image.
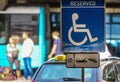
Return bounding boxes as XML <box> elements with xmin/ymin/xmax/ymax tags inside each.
<box><xmin>0</xmin><ymin>0</ymin><xmax>120</xmax><ymax>70</ymax></box>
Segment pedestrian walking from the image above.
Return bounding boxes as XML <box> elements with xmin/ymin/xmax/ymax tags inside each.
<box><xmin>48</xmin><ymin>31</ymin><xmax>63</xmax><ymax>59</ymax></box>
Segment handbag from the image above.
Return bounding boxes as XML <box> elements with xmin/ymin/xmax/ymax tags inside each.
<box><xmin>12</xmin><ymin>51</ymin><xmax>18</xmax><ymax>59</ymax></box>
<box><xmin>2</xmin><ymin>72</ymin><xmax>16</xmax><ymax>80</ymax></box>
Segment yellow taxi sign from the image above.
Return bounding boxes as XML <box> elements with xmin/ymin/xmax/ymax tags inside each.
<box><xmin>49</xmin><ymin>55</ymin><xmax>66</xmax><ymax>61</ymax></box>
<box><xmin>54</xmin><ymin>55</ymin><xmax>66</xmax><ymax>61</ymax></box>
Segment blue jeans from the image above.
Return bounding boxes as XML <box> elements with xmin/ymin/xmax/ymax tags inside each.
<box><xmin>23</xmin><ymin>57</ymin><xmax>33</xmax><ymax>79</ymax></box>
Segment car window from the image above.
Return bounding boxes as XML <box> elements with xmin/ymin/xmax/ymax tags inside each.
<box><xmin>35</xmin><ymin>64</ymin><xmax>97</xmax><ymax>82</ymax></box>
<box><xmin>103</xmin><ymin>65</ymin><xmax>115</xmax><ymax>81</ymax></box>
<box><xmin>115</xmin><ymin>64</ymin><xmax>120</xmax><ymax>80</ymax></box>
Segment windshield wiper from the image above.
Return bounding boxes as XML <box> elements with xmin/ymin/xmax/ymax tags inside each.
<box><xmin>63</xmin><ymin>78</ymin><xmax>81</xmax><ymax>81</ymax></box>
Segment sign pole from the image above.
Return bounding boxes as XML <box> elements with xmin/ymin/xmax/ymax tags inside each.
<box><xmin>82</xmin><ymin>68</ymin><xmax>84</xmax><ymax>82</ymax></box>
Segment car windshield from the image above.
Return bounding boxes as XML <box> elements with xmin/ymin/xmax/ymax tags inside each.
<box><xmin>35</xmin><ymin>63</ymin><xmax>98</xmax><ymax>82</ymax></box>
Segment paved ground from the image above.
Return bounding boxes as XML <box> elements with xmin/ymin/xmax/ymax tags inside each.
<box><xmin>0</xmin><ymin>76</ymin><xmax>31</xmax><ymax>82</ymax></box>
<box><xmin>0</xmin><ymin>80</ymin><xmax>30</xmax><ymax>82</ymax></box>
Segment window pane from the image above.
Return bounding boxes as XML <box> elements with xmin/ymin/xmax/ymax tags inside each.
<box><xmin>10</xmin><ymin>14</ymin><xmax>39</xmax><ymax>44</ymax></box>
<box><xmin>106</xmin><ymin>14</ymin><xmax>110</xmax><ymax>23</ymax></box>
<box><xmin>0</xmin><ymin>14</ymin><xmax>8</xmax><ymax>44</ymax></box>
<box><xmin>106</xmin><ymin>24</ymin><xmax>110</xmax><ymax>38</ymax></box>
<box><xmin>111</xmin><ymin>24</ymin><xmax>120</xmax><ymax>38</ymax></box>
<box><xmin>35</xmin><ymin>64</ymin><xmax>97</xmax><ymax>81</ymax></box>
<box><xmin>112</xmin><ymin>15</ymin><xmax>120</xmax><ymax>23</ymax></box>
<box><xmin>36</xmin><ymin>64</ymin><xmax>81</xmax><ymax>80</ymax></box>
<box><xmin>50</xmin><ymin>13</ymin><xmax>60</xmax><ymax>28</ymax></box>
<box><xmin>106</xmin><ymin>40</ymin><xmax>118</xmax><ymax>47</ymax></box>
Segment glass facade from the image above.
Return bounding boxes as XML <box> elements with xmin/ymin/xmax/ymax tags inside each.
<box><xmin>0</xmin><ymin>14</ymin><xmax>39</xmax><ymax>44</ymax></box>
<box><xmin>50</xmin><ymin>13</ymin><xmax>60</xmax><ymax>32</ymax></box>
<box><xmin>10</xmin><ymin>14</ymin><xmax>39</xmax><ymax>44</ymax></box>
<box><xmin>106</xmin><ymin>14</ymin><xmax>120</xmax><ymax>56</ymax></box>
<box><xmin>0</xmin><ymin>14</ymin><xmax>8</xmax><ymax>44</ymax></box>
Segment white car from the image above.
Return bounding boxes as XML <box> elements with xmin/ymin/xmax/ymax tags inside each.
<box><xmin>31</xmin><ymin>57</ymin><xmax>120</xmax><ymax>82</ymax></box>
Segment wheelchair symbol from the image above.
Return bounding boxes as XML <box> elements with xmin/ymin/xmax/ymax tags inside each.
<box><xmin>68</xmin><ymin>13</ymin><xmax>98</xmax><ymax>46</ymax></box>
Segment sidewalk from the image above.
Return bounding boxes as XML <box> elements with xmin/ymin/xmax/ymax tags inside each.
<box><xmin>0</xmin><ymin>76</ymin><xmax>31</xmax><ymax>82</ymax></box>
<box><xmin>0</xmin><ymin>80</ymin><xmax>30</xmax><ymax>82</ymax></box>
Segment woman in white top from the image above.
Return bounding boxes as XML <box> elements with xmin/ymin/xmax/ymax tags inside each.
<box><xmin>7</xmin><ymin>36</ymin><xmax>20</xmax><ymax>79</ymax></box>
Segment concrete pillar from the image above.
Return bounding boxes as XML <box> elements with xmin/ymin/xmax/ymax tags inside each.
<box><xmin>17</xmin><ymin>0</ymin><xmax>27</xmax><ymax>4</ymax></box>
<box><xmin>0</xmin><ymin>0</ymin><xmax>8</xmax><ymax>10</ymax></box>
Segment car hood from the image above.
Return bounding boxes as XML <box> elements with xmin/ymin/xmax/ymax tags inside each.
<box><xmin>35</xmin><ymin>80</ymin><xmax>81</xmax><ymax>82</ymax></box>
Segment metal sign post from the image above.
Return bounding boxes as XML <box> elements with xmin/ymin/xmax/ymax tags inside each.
<box><xmin>82</xmin><ymin>68</ymin><xmax>84</xmax><ymax>82</ymax></box>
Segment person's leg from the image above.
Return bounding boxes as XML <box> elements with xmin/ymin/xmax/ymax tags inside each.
<box><xmin>26</xmin><ymin>58</ymin><xmax>33</xmax><ymax>79</ymax></box>
<box><xmin>14</xmin><ymin>59</ymin><xmax>20</xmax><ymax>70</ymax></box>
<box><xmin>8</xmin><ymin>57</ymin><xmax>14</xmax><ymax>71</ymax></box>
<box><xmin>14</xmin><ymin>59</ymin><xmax>21</xmax><ymax>79</ymax></box>
<box><xmin>23</xmin><ymin>58</ymin><xmax>28</xmax><ymax>80</ymax></box>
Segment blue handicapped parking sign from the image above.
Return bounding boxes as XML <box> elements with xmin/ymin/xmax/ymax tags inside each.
<box><xmin>68</xmin><ymin>13</ymin><xmax>98</xmax><ymax>46</ymax></box>
<box><xmin>62</xmin><ymin>5</ymin><xmax>105</xmax><ymax>52</ymax></box>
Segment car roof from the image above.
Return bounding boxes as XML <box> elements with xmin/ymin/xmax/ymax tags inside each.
<box><xmin>101</xmin><ymin>57</ymin><xmax>120</xmax><ymax>61</ymax></box>
<box><xmin>101</xmin><ymin>57</ymin><xmax>120</xmax><ymax>64</ymax></box>
<box><xmin>44</xmin><ymin>61</ymin><xmax>66</xmax><ymax>64</ymax></box>
<box><xmin>44</xmin><ymin>57</ymin><xmax>120</xmax><ymax>67</ymax></box>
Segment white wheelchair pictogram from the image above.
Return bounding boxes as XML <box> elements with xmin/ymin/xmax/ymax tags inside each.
<box><xmin>68</xmin><ymin>13</ymin><xmax>98</xmax><ymax>46</ymax></box>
